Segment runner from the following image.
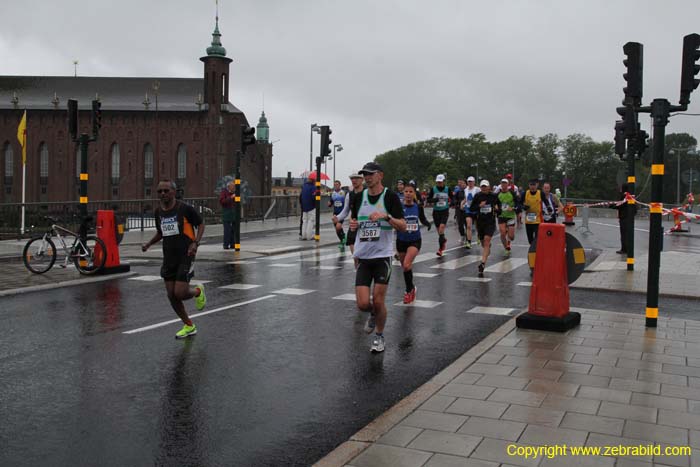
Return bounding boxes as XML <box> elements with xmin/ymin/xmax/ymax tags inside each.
<box><xmin>453</xmin><ymin>178</ymin><xmax>467</xmax><ymax>245</ymax></box>
<box><xmin>497</xmin><ymin>178</ymin><xmax>517</xmax><ymax>257</ymax></box>
<box><xmin>469</xmin><ymin>180</ymin><xmax>501</xmax><ymax>277</ymax></box>
<box><xmin>397</xmin><ymin>183</ymin><xmax>431</xmax><ymax>304</ymax></box>
<box><xmin>396</xmin><ymin>179</ymin><xmax>405</xmax><ymax>205</ymax></box>
<box><xmin>522</xmin><ymin>179</ymin><xmax>543</xmax><ymax>244</ymax></box>
<box><xmin>334</xmin><ymin>173</ymin><xmax>365</xmax><ymax>257</ymax></box>
<box><xmin>461</xmin><ymin>176</ymin><xmax>480</xmax><ymax>249</ymax></box>
<box><xmin>141</xmin><ymin>179</ymin><xmax>206</xmax><ymax>339</ymax></box>
<box><xmin>349</xmin><ymin>162</ymin><xmax>406</xmax><ymax>353</ymax></box>
<box><xmin>329</xmin><ymin>180</ymin><xmax>347</xmax><ymax>251</ymax></box>
<box><xmin>427</xmin><ymin>174</ymin><xmax>452</xmax><ymax>256</ymax></box>
<box><xmin>541</xmin><ymin>182</ymin><xmax>564</xmax><ymax>224</ymax></box>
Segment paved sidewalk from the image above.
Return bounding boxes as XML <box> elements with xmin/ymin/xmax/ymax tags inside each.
<box><xmin>319</xmin><ymin>308</ymin><xmax>700</xmax><ymax>467</ymax></box>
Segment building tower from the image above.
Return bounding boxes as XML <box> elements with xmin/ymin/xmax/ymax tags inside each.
<box><xmin>200</xmin><ymin>15</ymin><xmax>232</xmax><ymax>111</ymax></box>
<box><xmin>256</xmin><ymin>111</ymin><xmax>269</xmax><ymax>143</ymax></box>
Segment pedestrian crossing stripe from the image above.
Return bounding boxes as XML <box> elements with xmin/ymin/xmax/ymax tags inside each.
<box><xmin>484</xmin><ymin>258</ymin><xmax>528</xmax><ymax>273</ymax></box>
<box><xmin>431</xmin><ymin>256</ymin><xmax>481</xmax><ymax>270</ymax></box>
<box><xmin>269</xmin><ymin>263</ymin><xmax>297</xmax><ymax>268</ymax></box>
<box><xmin>458</xmin><ymin>277</ymin><xmax>492</xmax><ymax>283</ymax></box>
<box><xmin>332</xmin><ymin>293</ymin><xmax>356</xmax><ymax>300</ymax></box>
<box><xmin>394</xmin><ymin>300</ymin><xmax>443</xmax><ymax>308</ymax></box>
<box><xmin>128</xmin><ymin>275</ymin><xmax>162</xmax><ymax>282</ymax></box>
<box><xmin>272</xmin><ymin>288</ymin><xmax>315</xmax><ymax>295</ymax></box>
<box><xmin>517</xmin><ymin>282</ymin><xmax>532</xmax><ymax>287</ymax></box>
<box><xmin>219</xmin><ymin>284</ymin><xmax>262</xmax><ymax>290</ymax></box>
<box><xmin>228</xmin><ymin>261</ymin><xmax>258</xmax><ymax>265</ymax></box>
<box><xmin>413</xmin><ymin>272</ymin><xmax>440</xmax><ymax>278</ymax></box>
<box><xmin>312</xmin><ymin>266</ymin><xmax>342</xmax><ymax>270</ymax></box>
<box><xmin>466</xmin><ymin>306</ymin><xmax>517</xmax><ymax>316</ymax></box>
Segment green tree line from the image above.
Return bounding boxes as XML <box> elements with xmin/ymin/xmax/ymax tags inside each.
<box><xmin>374</xmin><ymin>132</ymin><xmax>698</xmax><ymax>204</ymax></box>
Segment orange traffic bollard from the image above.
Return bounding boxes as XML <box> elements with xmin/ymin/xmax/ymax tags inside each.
<box><xmin>96</xmin><ymin>210</ymin><xmax>131</xmax><ymax>274</ymax></box>
<box><xmin>563</xmin><ymin>202</ymin><xmax>577</xmax><ymax>226</ymax></box>
<box><xmin>516</xmin><ymin>223</ymin><xmax>581</xmax><ymax>332</ymax></box>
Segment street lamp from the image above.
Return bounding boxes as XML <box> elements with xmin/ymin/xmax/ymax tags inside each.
<box><xmin>669</xmin><ymin>147</ymin><xmax>698</xmax><ymax>205</ymax></box>
<box><xmin>471</xmin><ymin>163</ymin><xmax>479</xmax><ymax>181</ymax></box>
<box><xmin>506</xmin><ymin>159</ymin><xmax>514</xmax><ymax>181</ymax></box>
<box><xmin>309</xmin><ymin>123</ymin><xmax>320</xmax><ymax>171</ymax></box>
<box><xmin>332</xmin><ymin>144</ymin><xmax>343</xmax><ymax>186</ymax></box>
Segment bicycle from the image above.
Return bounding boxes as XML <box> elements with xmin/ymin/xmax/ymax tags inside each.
<box><xmin>22</xmin><ymin>216</ymin><xmax>107</xmax><ymax>275</ymax></box>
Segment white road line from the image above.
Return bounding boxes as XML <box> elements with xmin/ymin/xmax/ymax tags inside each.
<box><xmin>268</xmin><ymin>263</ymin><xmax>297</xmax><ymax>268</ymax></box>
<box><xmin>517</xmin><ymin>282</ymin><xmax>533</xmax><ymax>287</ymax></box>
<box><xmin>272</xmin><ymin>288</ymin><xmax>316</xmax><ymax>295</ymax></box>
<box><xmin>312</xmin><ymin>265</ymin><xmax>343</xmax><ymax>270</ymax></box>
<box><xmin>458</xmin><ymin>277</ymin><xmax>492</xmax><ymax>283</ymax></box>
<box><xmin>123</xmin><ymin>295</ymin><xmax>276</xmax><ymax>334</ymax></box>
<box><xmin>590</xmin><ymin>221</ymin><xmax>649</xmax><ymax>233</ymax></box>
<box><xmin>431</xmin><ymin>255</ymin><xmax>481</xmax><ymax>270</ymax></box>
<box><xmin>394</xmin><ymin>300</ymin><xmax>443</xmax><ymax>308</ymax></box>
<box><xmin>466</xmin><ymin>306</ymin><xmax>517</xmax><ymax>316</ymax></box>
<box><xmin>264</xmin><ymin>247</ymin><xmax>337</xmax><ymax>260</ymax></box>
<box><xmin>413</xmin><ymin>272</ymin><xmax>440</xmax><ymax>278</ymax></box>
<box><xmin>219</xmin><ymin>283</ymin><xmax>262</xmax><ymax>290</ymax></box>
<box><xmin>332</xmin><ymin>293</ymin><xmax>356</xmax><ymax>300</ymax></box>
<box><xmin>300</xmin><ymin>251</ymin><xmax>350</xmax><ymax>262</ymax></box>
<box><xmin>484</xmin><ymin>258</ymin><xmax>528</xmax><ymax>273</ymax></box>
<box><xmin>128</xmin><ymin>275</ymin><xmax>162</xmax><ymax>282</ymax></box>
<box><xmin>227</xmin><ymin>260</ymin><xmax>259</xmax><ymax>265</ymax></box>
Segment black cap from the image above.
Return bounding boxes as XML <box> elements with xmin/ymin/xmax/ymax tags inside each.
<box><xmin>529</xmin><ymin>178</ymin><xmax>539</xmax><ymax>184</ymax></box>
<box><xmin>359</xmin><ymin>162</ymin><xmax>383</xmax><ymax>175</ymax></box>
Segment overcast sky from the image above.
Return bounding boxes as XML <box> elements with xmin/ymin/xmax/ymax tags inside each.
<box><xmin>2</xmin><ymin>0</ymin><xmax>700</xmax><ymax>182</ymax></box>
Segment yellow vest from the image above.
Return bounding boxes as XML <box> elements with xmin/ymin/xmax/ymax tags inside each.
<box><xmin>524</xmin><ymin>190</ymin><xmax>543</xmax><ymax>224</ymax></box>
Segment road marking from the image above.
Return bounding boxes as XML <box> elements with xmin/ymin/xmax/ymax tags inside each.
<box><xmin>128</xmin><ymin>275</ymin><xmax>162</xmax><ymax>282</ymax></box>
<box><xmin>227</xmin><ymin>260</ymin><xmax>258</xmax><ymax>265</ymax></box>
<box><xmin>394</xmin><ymin>300</ymin><xmax>443</xmax><ymax>308</ymax></box>
<box><xmin>123</xmin><ymin>295</ymin><xmax>276</xmax><ymax>334</ymax></box>
<box><xmin>264</xmin><ymin>247</ymin><xmax>336</xmax><ymax>260</ymax></box>
<box><xmin>466</xmin><ymin>306</ymin><xmax>517</xmax><ymax>316</ymax></box>
<box><xmin>458</xmin><ymin>277</ymin><xmax>492</xmax><ymax>283</ymax></box>
<box><xmin>272</xmin><ymin>288</ymin><xmax>315</xmax><ymax>295</ymax></box>
<box><xmin>484</xmin><ymin>258</ymin><xmax>528</xmax><ymax>273</ymax></box>
<box><xmin>219</xmin><ymin>283</ymin><xmax>262</xmax><ymax>290</ymax></box>
<box><xmin>268</xmin><ymin>263</ymin><xmax>297</xmax><ymax>268</ymax></box>
<box><xmin>431</xmin><ymin>255</ymin><xmax>481</xmax><ymax>270</ymax></box>
<box><xmin>312</xmin><ymin>265</ymin><xmax>343</xmax><ymax>270</ymax></box>
<box><xmin>413</xmin><ymin>272</ymin><xmax>439</xmax><ymax>278</ymax></box>
<box><xmin>301</xmin><ymin>251</ymin><xmax>349</xmax><ymax>262</ymax></box>
<box><xmin>590</xmin><ymin>221</ymin><xmax>649</xmax><ymax>233</ymax></box>
<box><xmin>517</xmin><ymin>282</ymin><xmax>532</xmax><ymax>287</ymax></box>
<box><xmin>332</xmin><ymin>293</ymin><xmax>356</xmax><ymax>300</ymax></box>
<box><xmin>191</xmin><ymin>280</ymin><xmax>212</xmax><ymax>285</ymax></box>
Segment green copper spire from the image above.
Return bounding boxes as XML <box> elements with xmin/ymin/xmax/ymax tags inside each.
<box><xmin>256</xmin><ymin>111</ymin><xmax>270</xmax><ymax>142</ymax></box>
<box><xmin>206</xmin><ymin>14</ymin><xmax>227</xmax><ymax>57</ymax></box>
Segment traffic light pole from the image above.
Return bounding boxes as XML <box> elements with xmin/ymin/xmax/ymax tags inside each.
<box><xmin>626</xmin><ymin>142</ymin><xmax>635</xmax><ymax>271</ymax></box>
<box><xmin>78</xmin><ymin>134</ymin><xmax>90</xmax><ymax>225</ymax></box>
<box><xmin>314</xmin><ymin>156</ymin><xmax>322</xmax><ymax>242</ymax></box>
<box><xmin>234</xmin><ymin>150</ymin><xmax>242</xmax><ymax>251</ymax></box>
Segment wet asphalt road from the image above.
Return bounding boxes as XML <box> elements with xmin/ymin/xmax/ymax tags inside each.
<box><xmin>2</xmin><ymin>221</ymin><xmax>699</xmax><ymax>466</ymax></box>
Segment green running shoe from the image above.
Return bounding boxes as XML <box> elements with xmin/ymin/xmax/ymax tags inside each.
<box><xmin>175</xmin><ymin>323</ymin><xmax>197</xmax><ymax>339</ymax></box>
<box><xmin>195</xmin><ymin>284</ymin><xmax>207</xmax><ymax>310</ymax></box>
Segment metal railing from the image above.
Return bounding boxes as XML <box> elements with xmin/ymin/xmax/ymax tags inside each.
<box><xmin>0</xmin><ymin>195</ymin><xmax>335</xmax><ymax>239</ymax></box>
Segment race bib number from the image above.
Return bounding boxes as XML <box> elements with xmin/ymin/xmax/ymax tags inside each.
<box><xmin>406</xmin><ymin>221</ymin><xmax>419</xmax><ymax>232</ymax></box>
<box><xmin>334</xmin><ymin>201</ymin><xmax>343</xmax><ymax>207</ymax></box>
<box><xmin>480</xmin><ymin>205</ymin><xmax>492</xmax><ymax>214</ymax></box>
<box><xmin>507</xmin><ymin>218</ymin><xmax>516</xmax><ymax>227</ymax></box>
<box><xmin>436</xmin><ymin>200</ymin><xmax>447</xmax><ymax>208</ymax></box>
<box><xmin>502</xmin><ymin>203</ymin><xmax>510</xmax><ymax>211</ymax></box>
<box><xmin>543</xmin><ymin>213</ymin><xmax>553</xmax><ymax>221</ymax></box>
<box><xmin>160</xmin><ymin>215</ymin><xmax>180</xmax><ymax>237</ymax></box>
<box><xmin>359</xmin><ymin>221</ymin><xmax>380</xmax><ymax>242</ymax></box>
<box><xmin>526</xmin><ymin>212</ymin><xmax>538</xmax><ymax>222</ymax></box>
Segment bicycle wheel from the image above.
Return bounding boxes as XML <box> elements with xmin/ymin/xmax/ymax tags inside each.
<box><xmin>23</xmin><ymin>237</ymin><xmax>57</xmax><ymax>274</ymax></box>
<box><xmin>73</xmin><ymin>236</ymin><xmax>107</xmax><ymax>275</ymax></box>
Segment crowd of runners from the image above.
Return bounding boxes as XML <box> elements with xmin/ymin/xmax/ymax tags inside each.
<box><xmin>142</xmin><ymin>165</ymin><xmax>565</xmax><ymax>354</ymax></box>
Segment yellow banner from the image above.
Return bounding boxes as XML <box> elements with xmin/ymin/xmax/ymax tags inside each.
<box><xmin>17</xmin><ymin>110</ymin><xmax>27</xmax><ymax>165</ymax></box>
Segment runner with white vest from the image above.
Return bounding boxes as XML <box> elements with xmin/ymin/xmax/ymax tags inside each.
<box><xmin>427</xmin><ymin>174</ymin><xmax>452</xmax><ymax>256</ymax></box>
<box><xmin>461</xmin><ymin>176</ymin><xmax>480</xmax><ymax>249</ymax></box>
<box><xmin>349</xmin><ymin>162</ymin><xmax>406</xmax><ymax>353</ymax></box>
<box><xmin>329</xmin><ymin>180</ymin><xmax>347</xmax><ymax>251</ymax></box>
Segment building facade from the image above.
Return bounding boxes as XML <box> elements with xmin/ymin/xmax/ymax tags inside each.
<box><xmin>0</xmin><ymin>20</ymin><xmax>272</xmax><ymax>204</ymax></box>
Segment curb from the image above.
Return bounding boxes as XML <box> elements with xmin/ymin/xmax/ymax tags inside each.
<box><xmin>313</xmin><ymin>316</ymin><xmax>518</xmax><ymax>467</ymax></box>
<box><xmin>0</xmin><ymin>271</ymin><xmax>138</xmax><ymax>298</ymax></box>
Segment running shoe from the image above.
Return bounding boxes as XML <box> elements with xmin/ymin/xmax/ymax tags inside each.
<box><xmin>370</xmin><ymin>335</ymin><xmax>385</xmax><ymax>353</ymax></box>
<box><xmin>478</xmin><ymin>262</ymin><xmax>485</xmax><ymax>277</ymax></box>
<box><xmin>504</xmin><ymin>248</ymin><xmax>511</xmax><ymax>257</ymax></box>
<box><xmin>465</xmin><ymin>241</ymin><xmax>471</xmax><ymax>250</ymax></box>
<box><xmin>194</xmin><ymin>284</ymin><xmax>207</xmax><ymax>310</ymax></box>
<box><xmin>403</xmin><ymin>286</ymin><xmax>417</xmax><ymax>304</ymax></box>
<box><xmin>507</xmin><ymin>240</ymin><xmax>511</xmax><ymax>250</ymax></box>
<box><xmin>364</xmin><ymin>314</ymin><xmax>376</xmax><ymax>334</ymax></box>
<box><xmin>436</xmin><ymin>248</ymin><xmax>444</xmax><ymax>257</ymax></box>
<box><xmin>175</xmin><ymin>324</ymin><xmax>197</xmax><ymax>339</ymax></box>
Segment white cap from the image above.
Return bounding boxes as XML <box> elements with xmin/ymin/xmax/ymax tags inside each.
<box><xmin>467</xmin><ymin>176</ymin><xmax>475</xmax><ymax>182</ymax></box>
<box><xmin>501</xmin><ymin>178</ymin><xmax>509</xmax><ymax>184</ymax></box>
<box><xmin>435</xmin><ymin>174</ymin><xmax>445</xmax><ymax>182</ymax></box>
<box><xmin>480</xmin><ymin>179</ymin><xmax>490</xmax><ymax>187</ymax></box>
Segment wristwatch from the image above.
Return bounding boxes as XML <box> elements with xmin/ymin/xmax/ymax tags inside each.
<box><xmin>386</xmin><ymin>214</ymin><xmax>393</xmax><ymax>222</ymax></box>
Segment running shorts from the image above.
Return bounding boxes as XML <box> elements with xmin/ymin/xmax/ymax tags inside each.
<box><xmin>476</xmin><ymin>222</ymin><xmax>496</xmax><ymax>241</ymax></box>
<box><xmin>355</xmin><ymin>257</ymin><xmax>392</xmax><ymax>287</ymax></box>
<box><xmin>433</xmin><ymin>209</ymin><xmax>449</xmax><ymax>226</ymax></box>
<box><xmin>161</xmin><ymin>254</ymin><xmax>194</xmax><ymax>282</ymax></box>
<box><xmin>396</xmin><ymin>239</ymin><xmax>421</xmax><ymax>253</ymax></box>
<box><xmin>498</xmin><ymin>217</ymin><xmax>517</xmax><ymax>226</ymax></box>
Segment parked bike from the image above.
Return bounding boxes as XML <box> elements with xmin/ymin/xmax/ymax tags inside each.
<box><xmin>22</xmin><ymin>216</ymin><xmax>107</xmax><ymax>275</ymax></box>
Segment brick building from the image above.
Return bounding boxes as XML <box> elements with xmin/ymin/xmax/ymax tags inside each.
<box><xmin>0</xmin><ymin>20</ymin><xmax>272</xmax><ymax>204</ymax></box>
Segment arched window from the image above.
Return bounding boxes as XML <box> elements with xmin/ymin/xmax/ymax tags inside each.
<box><xmin>111</xmin><ymin>143</ymin><xmax>120</xmax><ymax>184</ymax></box>
<box><xmin>144</xmin><ymin>143</ymin><xmax>153</xmax><ymax>180</ymax></box>
<box><xmin>222</xmin><ymin>74</ymin><xmax>226</xmax><ymax>100</ymax></box>
<box><xmin>177</xmin><ymin>144</ymin><xmax>186</xmax><ymax>180</ymax></box>
<box><xmin>4</xmin><ymin>143</ymin><xmax>13</xmax><ymax>180</ymax></box>
<box><xmin>39</xmin><ymin>143</ymin><xmax>49</xmax><ymax>178</ymax></box>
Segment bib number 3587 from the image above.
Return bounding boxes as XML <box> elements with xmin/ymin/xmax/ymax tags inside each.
<box><xmin>359</xmin><ymin>221</ymin><xmax>380</xmax><ymax>242</ymax></box>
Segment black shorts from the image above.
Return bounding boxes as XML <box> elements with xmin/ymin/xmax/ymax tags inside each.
<box><xmin>355</xmin><ymin>257</ymin><xmax>392</xmax><ymax>287</ymax></box>
<box><xmin>465</xmin><ymin>212</ymin><xmax>477</xmax><ymax>220</ymax></box>
<box><xmin>161</xmin><ymin>253</ymin><xmax>194</xmax><ymax>282</ymax></box>
<box><xmin>476</xmin><ymin>222</ymin><xmax>496</xmax><ymax>240</ymax></box>
<box><xmin>396</xmin><ymin>239</ymin><xmax>421</xmax><ymax>253</ymax></box>
<box><xmin>433</xmin><ymin>209</ymin><xmax>449</xmax><ymax>226</ymax></box>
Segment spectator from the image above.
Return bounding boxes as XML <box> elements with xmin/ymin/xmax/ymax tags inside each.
<box><xmin>611</xmin><ymin>183</ymin><xmax>636</xmax><ymax>254</ymax></box>
<box><xmin>219</xmin><ymin>181</ymin><xmax>235</xmax><ymax>249</ymax></box>
<box><xmin>300</xmin><ymin>175</ymin><xmax>316</xmax><ymax>240</ymax></box>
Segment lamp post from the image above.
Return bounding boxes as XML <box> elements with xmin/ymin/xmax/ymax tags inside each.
<box><xmin>471</xmin><ymin>163</ymin><xmax>479</xmax><ymax>181</ymax></box>
<box><xmin>669</xmin><ymin>147</ymin><xmax>698</xmax><ymax>205</ymax></box>
<box><xmin>309</xmin><ymin>123</ymin><xmax>320</xmax><ymax>171</ymax></box>
<box><xmin>562</xmin><ymin>171</ymin><xmax>568</xmax><ymax>199</ymax></box>
<box><xmin>332</xmin><ymin>144</ymin><xmax>343</xmax><ymax>186</ymax></box>
<box><xmin>506</xmin><ymin>159</ymin><xmax>514</xmax><ymax>182</ymax></box>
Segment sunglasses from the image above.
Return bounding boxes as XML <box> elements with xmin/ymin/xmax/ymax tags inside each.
<box><xmin>157</xmin><ymin>189</ymin><xmax>171</xmax><ymax>194</ymax></box>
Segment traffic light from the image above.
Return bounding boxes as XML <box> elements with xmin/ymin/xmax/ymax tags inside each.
<box><xmin>68</xmin><ymin>99</ymin><xmax>78</xmax><ymax>140</ymax></box>
<box><xmin>320</xmin><ymin>125</ymin><xmax>332</xmax><ymax>159</ymax></box>
<box><xmin>622</xmin><ymin>42</ymin><xmax>643</xmax><ymax>107</ymax></box>
<box><xmin>614</xmin><ymin>120</ymin><xmax>626</xmax><ymax>158</ymax></box>
<box><xmin>241</xmin><ymin>125</ymin><xmax>256</xmax><ymax>153</ymax></box>
<box><xmin>680</xmin><ymin>33</ymin><xmax>700</xmax><ymax>106</ymax></box>
<box><xmin>634</xmin><ymin>129</ymin><xmax>649</xmax><ymax>160</ymax></box>
<box><xmin>91</xmin><ymin>100</ymin><xmax>101</xmax><ymax>138</ymax></box>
